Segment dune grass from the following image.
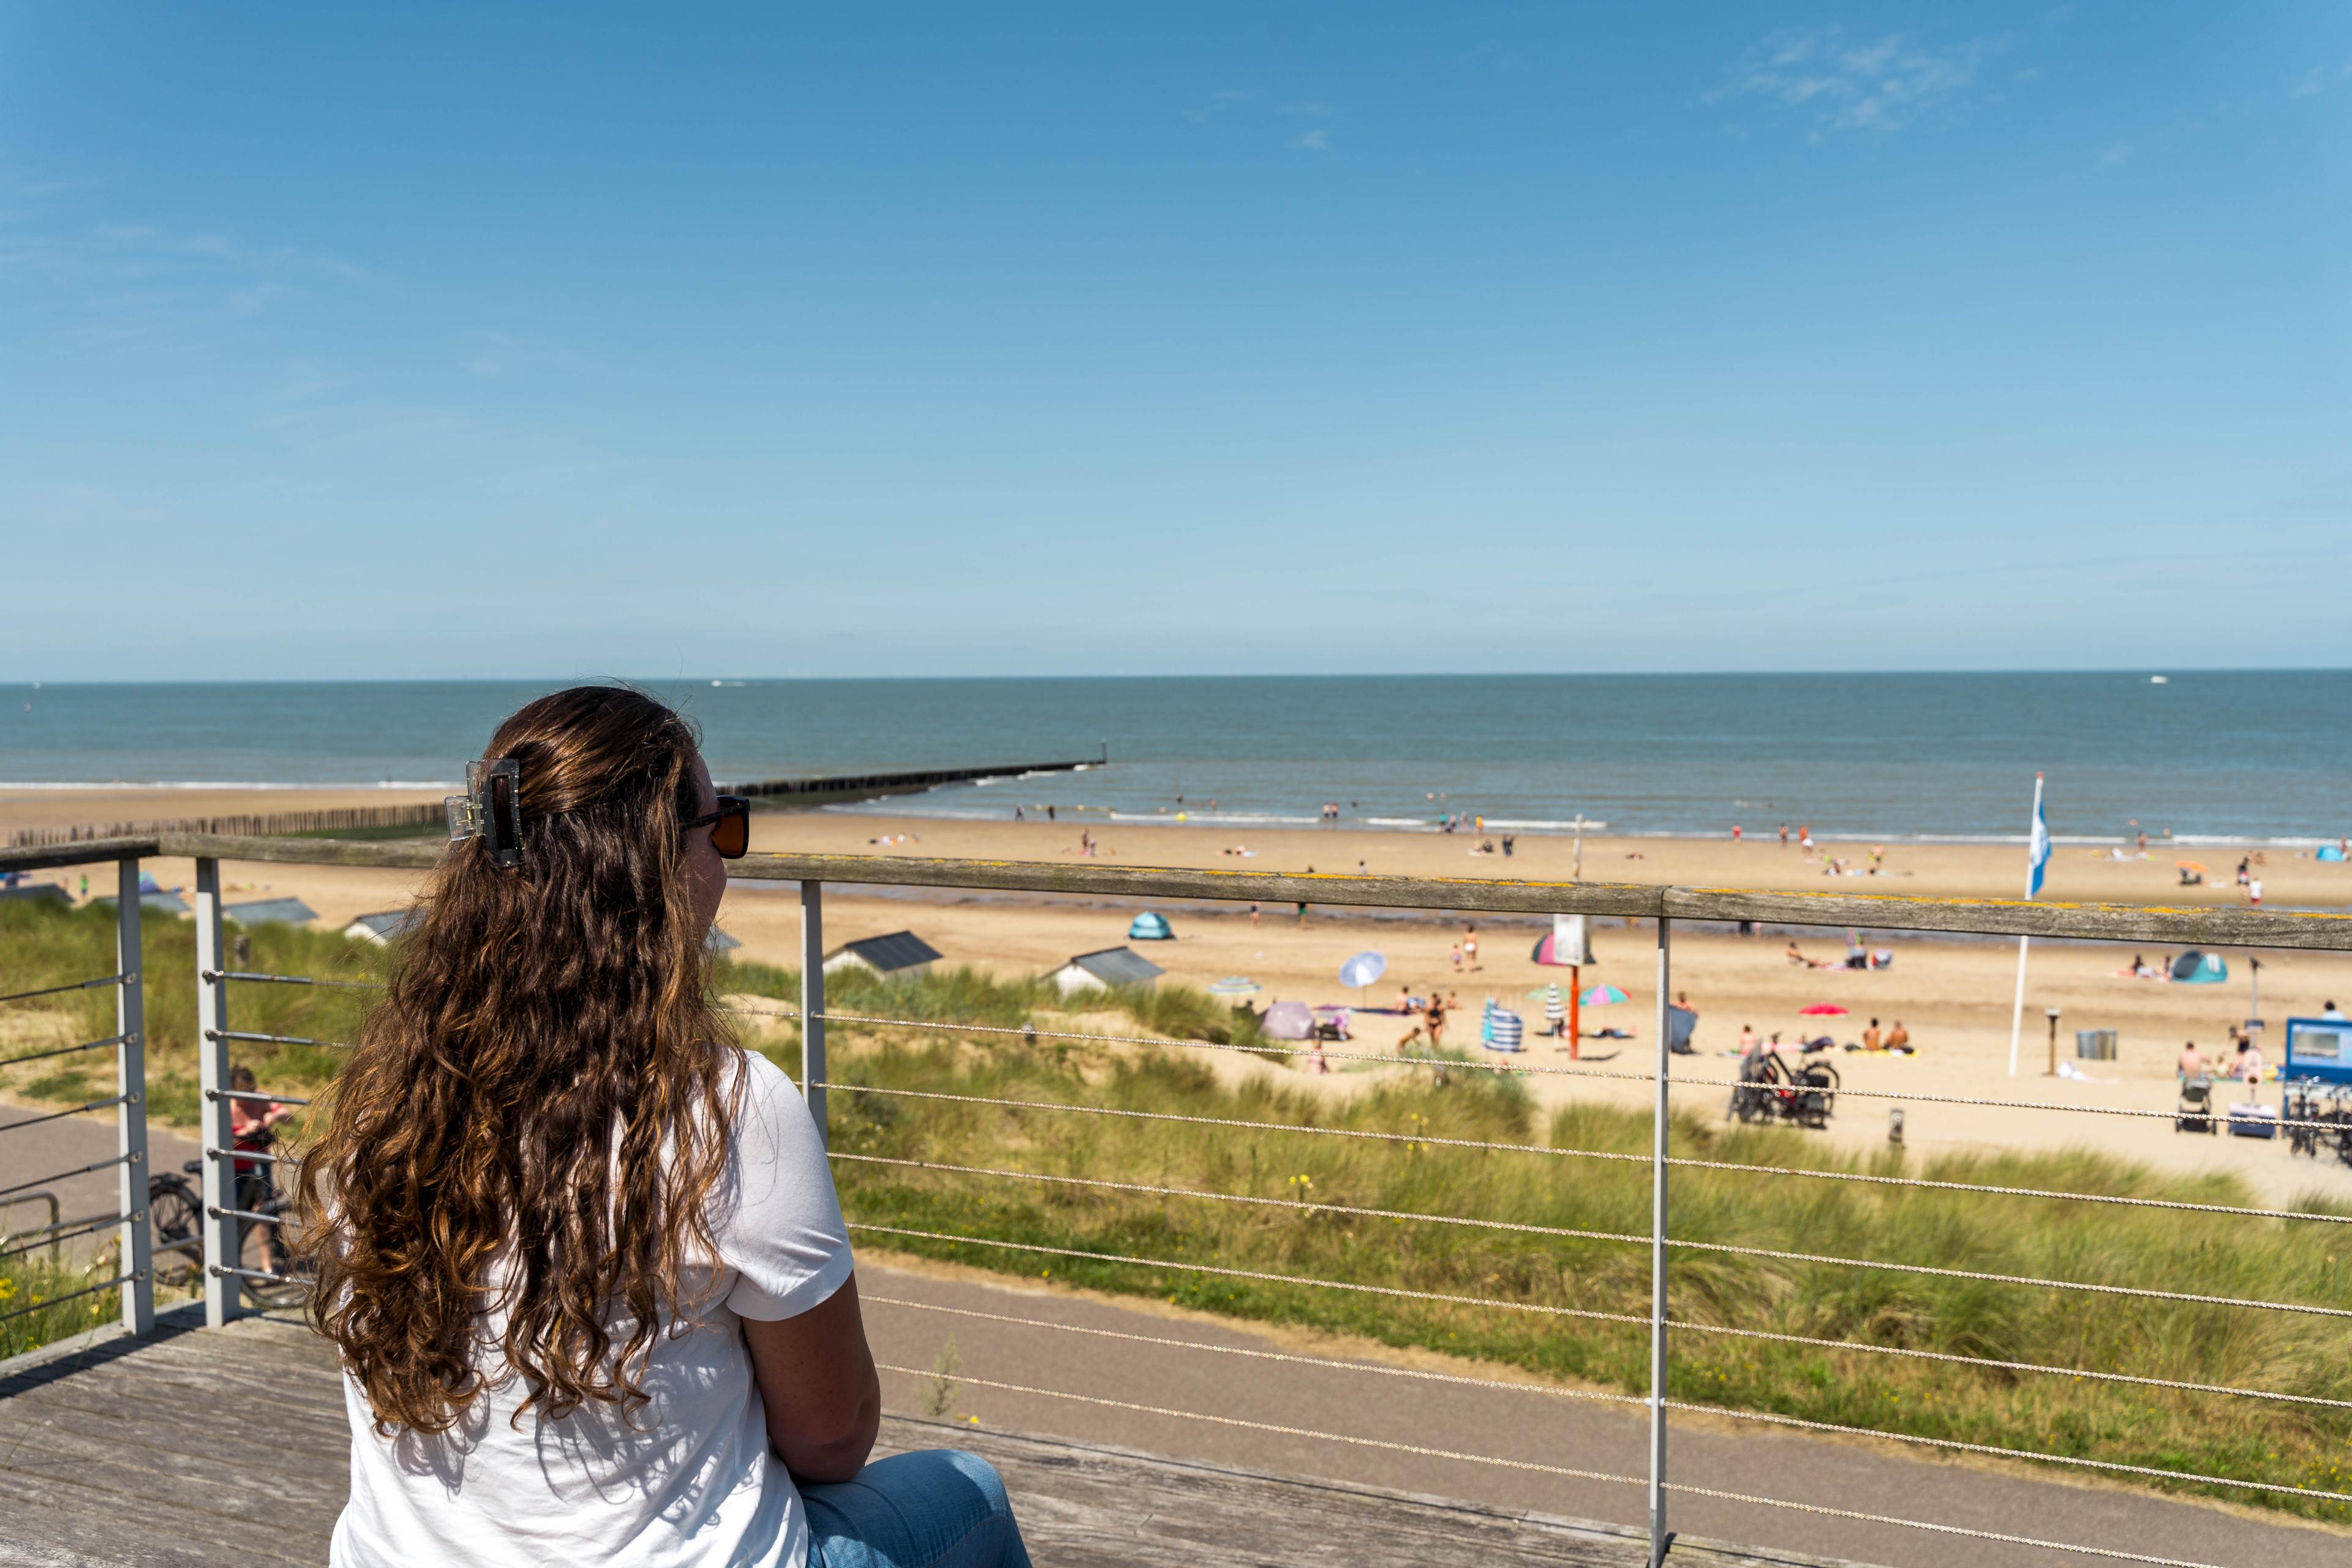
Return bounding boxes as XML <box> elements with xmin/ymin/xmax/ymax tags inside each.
<box><xmin>4</xmin><ymin>900</ymin><xmax>2348</xmax><ymax>1515</ymax></box>
<box><xmin>754</xmin><ymin>1009</ymin><xmax>2352</xmax><ymax>1521</ymax></box>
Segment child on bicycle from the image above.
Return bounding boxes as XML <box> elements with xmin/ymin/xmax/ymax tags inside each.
<box><xmin>228</xmin><ymin>1064</ymin><xmax>294</xmax><ymax>1272</ymax></box>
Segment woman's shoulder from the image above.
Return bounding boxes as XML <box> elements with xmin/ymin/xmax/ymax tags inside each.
<box><xmin>718</xmin><ymin>1047</ymin><xmax>808</xmax><ymax>1125</ymax></box>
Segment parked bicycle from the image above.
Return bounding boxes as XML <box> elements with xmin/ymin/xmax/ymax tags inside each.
<box><xmin>146</xmin><ymin>1145</ymin><xmax>307</xmax><ymax>1308</ymax></box>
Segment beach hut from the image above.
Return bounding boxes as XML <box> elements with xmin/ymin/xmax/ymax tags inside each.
<box><xmin>2171</xmin><ymin>949</ymin><xmax>2229</xmax><ymax>984</ymax></box>
<box><xmin>822</xmin><ymin>930</ymin><xmax>943</xmax><ymax>977</ymax></box>
<box><xmin>225</xmin><ymin>897</ymin><xmax>319</xmax><ymax>927</ymax></box>
<box><xmin>1049</xmin><ymin>946</ymin><xmax>1164</xmax><ymax>997</ymax></box>
<box><xmin>344</xmin><ymin>909</ymin><xmax>423</xmax><ymax>946</ymax></box>
<box><xmin>1127</xmin><ymin>911</ymin><xmax>1174</xmax><ymax>941</ymax></box>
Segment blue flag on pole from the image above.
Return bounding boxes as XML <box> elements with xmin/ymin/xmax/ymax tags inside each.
<box><xmin>2027</xmin><ymin>777</ymin><xmax>2051</xmax><ymax>899</ymax></box>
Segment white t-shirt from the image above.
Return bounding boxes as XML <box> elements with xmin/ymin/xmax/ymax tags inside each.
<box><xmin>331</xmin><ymin>1051</ymin><xmax>854</xmax><ymax>1568</ymax></box>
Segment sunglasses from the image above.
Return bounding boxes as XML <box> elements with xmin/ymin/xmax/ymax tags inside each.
<box><xmin>683</xmin><ymin>795</ymin><xmax>751</xmax><ymax>859</ymax></box>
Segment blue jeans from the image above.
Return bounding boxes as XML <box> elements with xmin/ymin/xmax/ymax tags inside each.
<box><xmin>803</xmin><ymin>1449</ymin><xmax>1031</xmax><ymax>1568</ymax></box>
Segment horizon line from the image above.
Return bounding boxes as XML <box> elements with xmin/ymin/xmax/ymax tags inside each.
<box><xmin>4</xmin><ymin>667</ymin><xmax>2350</xmax><ymax>688</ymax></box>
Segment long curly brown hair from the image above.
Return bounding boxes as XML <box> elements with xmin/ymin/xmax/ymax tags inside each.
<box><xmin>300</xmin><ymin>686</ymin><xmax>738</xmax><ymax>1434</ymax></box>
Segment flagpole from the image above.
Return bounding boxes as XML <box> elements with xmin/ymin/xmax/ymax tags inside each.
<box><xmin>2006</xmin><ymin>773</ymin><xmax>2045</xmax><ymax>1077</ymax></box>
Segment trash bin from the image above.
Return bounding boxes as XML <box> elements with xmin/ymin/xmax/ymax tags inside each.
<box><xmin>2075</xmin><ymin>1029</ymin><xmax>2118</xmax><ymax>1061</ymax></box>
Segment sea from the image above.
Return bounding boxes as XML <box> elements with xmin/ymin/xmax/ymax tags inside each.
<box><xmin>1</xmin><ymin>673</ymin><xmax>2345</xmax><ymax>845</ymax></box>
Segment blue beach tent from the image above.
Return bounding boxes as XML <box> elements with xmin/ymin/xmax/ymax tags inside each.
<box><xmin>1128</xmin><ymin>911</ymin><xmax>1174</xmax><ymax>941</ymax></box>
<box><xmin>2171</xmin><ymin>950</ymin><xmax>2228</xmax><ymax>984</ymax></box>
<box><xmin>2320</xmin><ymin>845</ymin><xmax>2346</xmax><ymax>863</ymax></box>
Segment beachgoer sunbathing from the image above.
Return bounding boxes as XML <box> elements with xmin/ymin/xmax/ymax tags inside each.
<box><xmin>1883</xmin><ymin>1022</ymin><xmax>1911</xmax><ymax>1052</ymax></box>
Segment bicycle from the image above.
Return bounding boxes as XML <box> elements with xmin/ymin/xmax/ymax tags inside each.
<box><xmin>146</xmin><ymin>1140</ymin><xmax>310</xmax><ymax>1308</ymax></box>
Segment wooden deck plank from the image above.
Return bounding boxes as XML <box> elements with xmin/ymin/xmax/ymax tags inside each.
<box><xmin>0</xmin><ymin>1314</ymin><xmax>1880</xmax><ymax>1568</ymax></box>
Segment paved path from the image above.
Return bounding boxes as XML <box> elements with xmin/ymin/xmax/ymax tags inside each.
<box><xmin>0</xmin><ymin>1102</ymin><xmax>200</xmax><ymax>1262</ymax></box>
<box><xmin>862</xmin><ymin>1257</ymin><xmax>2343</xmax><ymax>1568</ymax></box>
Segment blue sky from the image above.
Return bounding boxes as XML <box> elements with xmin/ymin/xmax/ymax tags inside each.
<box><xmin>1</xmin><ymin>4</ymin><xmax>2345</xmax><ymax>679</ymax></box>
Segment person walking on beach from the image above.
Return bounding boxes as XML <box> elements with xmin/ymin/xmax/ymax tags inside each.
<box><xmin>1731</xmin><ymin>824</ymin><xmax>1741</xmax><ymax>842</ymax></box>
<box><xmin>298</xmin><ymin>687</ymin><xmax>1031</xmax><ymax>1568</ymax></box>
<box><xmin>1463</xmin><ymin>925</ymin><xmax>1480</xmax><ymax>970</ymax></box>
<box><xmin>1248</xmin><ymin>901</ymin><xmax>1259</xmax><ymax>926</ymax></box>
<box><xmin>2248</xmin><ymin>876</ymin><xmax>2263</xmax><ymax>906</ymax></box>
<box><xmin>1424</xmin><ymin>993</ymin><xmax>1447</xmax><ymax>1052</ymax></box>
<box><xmin>1777</xmin><ymin>823</ymin><xmax>1788</xmax><ymax>847</ymax></box>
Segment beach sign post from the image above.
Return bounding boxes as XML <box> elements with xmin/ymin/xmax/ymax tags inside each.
<box><xmin>2007</xmin><ymin>773</ymin><xmax>2052</xmax><ymax>1076</ymax></box>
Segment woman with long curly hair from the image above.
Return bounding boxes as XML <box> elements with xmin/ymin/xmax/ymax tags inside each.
<box><xmin>301</xmin><ymin>686</ymin><xmax>1029</xmax><ymax>1568</ymax></box>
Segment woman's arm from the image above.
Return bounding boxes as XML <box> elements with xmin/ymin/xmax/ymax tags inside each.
<box><xmin>742</xmin><ymin>1272</ymin><xmax>881</xmax><ymax>1485</ymax></box>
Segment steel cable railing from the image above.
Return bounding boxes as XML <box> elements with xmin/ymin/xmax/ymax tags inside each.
<box><xmin>813</xmin><ymin>1078</ymin><xmax>2352</xmax><ymax>1226</ymax></box>
<box><xmin>843</xmin><ymin>1107</ymin><xmax>2352</xmax><ymax>1409</ymax></box>
<box><xmin>202</xmin><ymin>969</ymin><xmax>385</xmax><ymax>990</ymax></box>
<box><xmin>0</xmin><ymin>1154</ymin><xmax>133</xmax><ymax>1206</ymax></box>
<box><xmin>0</xmin><ymin>1033</ymin><xmax>134</xmax><ymax>1074</ymax></box>
<box><xmin>2</xmin><ymin>839</ymin><xmax>2339</xmax><ymax>1564</ymax></box>
<box><xmin>870</xmin><ymin>1359</ymin><xmax>2235</xmax><ymax>1568</ymax></box>
<box><xmin>0</xmin><ymin>973</ymin><xmax>127</xmax><ymax>1006</ymax></box>
<box><xmin>204</xmin><ymin>1028</ymin><xmax>357</xmax><ymax>1052</ymax></box>
<box><xmin>0</xmin><ymin>1094</ymin><xmax>135</xmax><ymax>1135</ymax></box>
<box><xmin>832</xmin><ymin>1150</ymin><xmax>2352</xmax><ymax>1319</ymax></box>
<box><xmin>758</xmin><ymin>875</ymin><xmax>2352</xmax><ymax>1566</ymax></box>
<box><xmin>0</xmin><ymin>1272</ymin><xmax>138</xmax><ymax>1329</ymax></box>
<box><xmin>846</xmin><ymin>1220</ymin><xmax>1651</xmax><ymax>1327</ymax></box>
<box><xmin>752</xmin><ymin>1003</ymin><xmax>2352</xmax><ymax>1136</ymax></box>
<box><xmin>0</xmin><ymin>1213</ymin><xmax>130</xmax><ymax>1264</ymax></box>
<box><xmin>860</xmin><ymin>1292</ymin><xmax>2352</xmax><ymax>1506</ymax></box>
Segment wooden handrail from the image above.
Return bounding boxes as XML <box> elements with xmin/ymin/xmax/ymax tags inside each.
<box><xmin>3</xmin><ymin>832</ymin><xmax>2346</xmax><ymax>950</ymax></box>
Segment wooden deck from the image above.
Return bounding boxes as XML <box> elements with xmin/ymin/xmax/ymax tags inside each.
<box><xmin>0</xmin><ymin>1308</ymin><xmax>1870</xmax><ymax>1568</ymax></box>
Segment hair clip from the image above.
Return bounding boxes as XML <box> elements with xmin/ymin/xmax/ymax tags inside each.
<box><xmin>445</xmin><ymin>758</ymin><xmax>524</xmax><ymax>869</ymax></box>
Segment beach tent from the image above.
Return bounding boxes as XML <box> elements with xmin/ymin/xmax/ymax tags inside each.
<box><xmin>2320</xmin><ymin>845</ymin><xmax>2347</xmax><ymax>863</ymax></box>
<box><xmin>1483</xmin><ymin>1006</ymin><xmax>1525</xmax><ymax>1052</ymax></box>
<box><xmin>224</xmin><ymin>897</ymin><xmax>318</xmax><ymax>927</ymax></box>
<box><xmin>823</xmin><ymin>930</ymin><xmax>943</xmax><ymax>976</ymax></box>
<box><xmin>2171</xmin><ymin>949</ymin><xmax>2229</xmax><ymax>984</ymax></box>
<box><xmin>1128</xmin><ymin>911</ymin><xmax>1174</xmax><ymax>941</ymax></box>
<box><xmin>1665</xmin><ymin>1004</ymin><xmax>1698</xmax><ymax>1055</ymax></box>
<box><xmin>1050</xmin><ymin>946</ymin><xmax>1165</xmax><ymax>997</ymax></box>
<box><xmin>1261</xmin><ymin>1001</ymin><xmax>1316</xmax><ymax>1040</ymax></box>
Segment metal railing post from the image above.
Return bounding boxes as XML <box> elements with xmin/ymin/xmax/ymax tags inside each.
<box><xmin>113</xmin><ymin>857</ymin><xmax>154</xmax><ymax>1335</ymax></box>
<box><xmin>1648</xmin><ymin>915</ymin><xmax>1672</xmax><ymax>1566</ymax></box>
<box><xmin>193</xmin><ymin>858</ymin><xmax>241</xmax><ymax>1324</ymax></box>
<box><xmin>800</xmin><ymin>880</ymin><xmax>826</xmax><ymax>1146</ymax></box>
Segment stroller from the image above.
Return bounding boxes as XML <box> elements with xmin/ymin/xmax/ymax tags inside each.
<box><xmin>1730</xmin><ymin>1050</ymin><xmax>1839</xmax><ymax>1129</ymax></box>
<box><xmin>2175</xmin><ymin>1077</ymin><xmax>2217</xmax><ymax>1135</ymax></box>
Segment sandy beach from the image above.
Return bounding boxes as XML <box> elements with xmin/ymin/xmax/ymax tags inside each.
<box><xmin>9</xmin><ymin>790</ymin><xmax>2351</xmax><ymax>1204</ymax></box>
